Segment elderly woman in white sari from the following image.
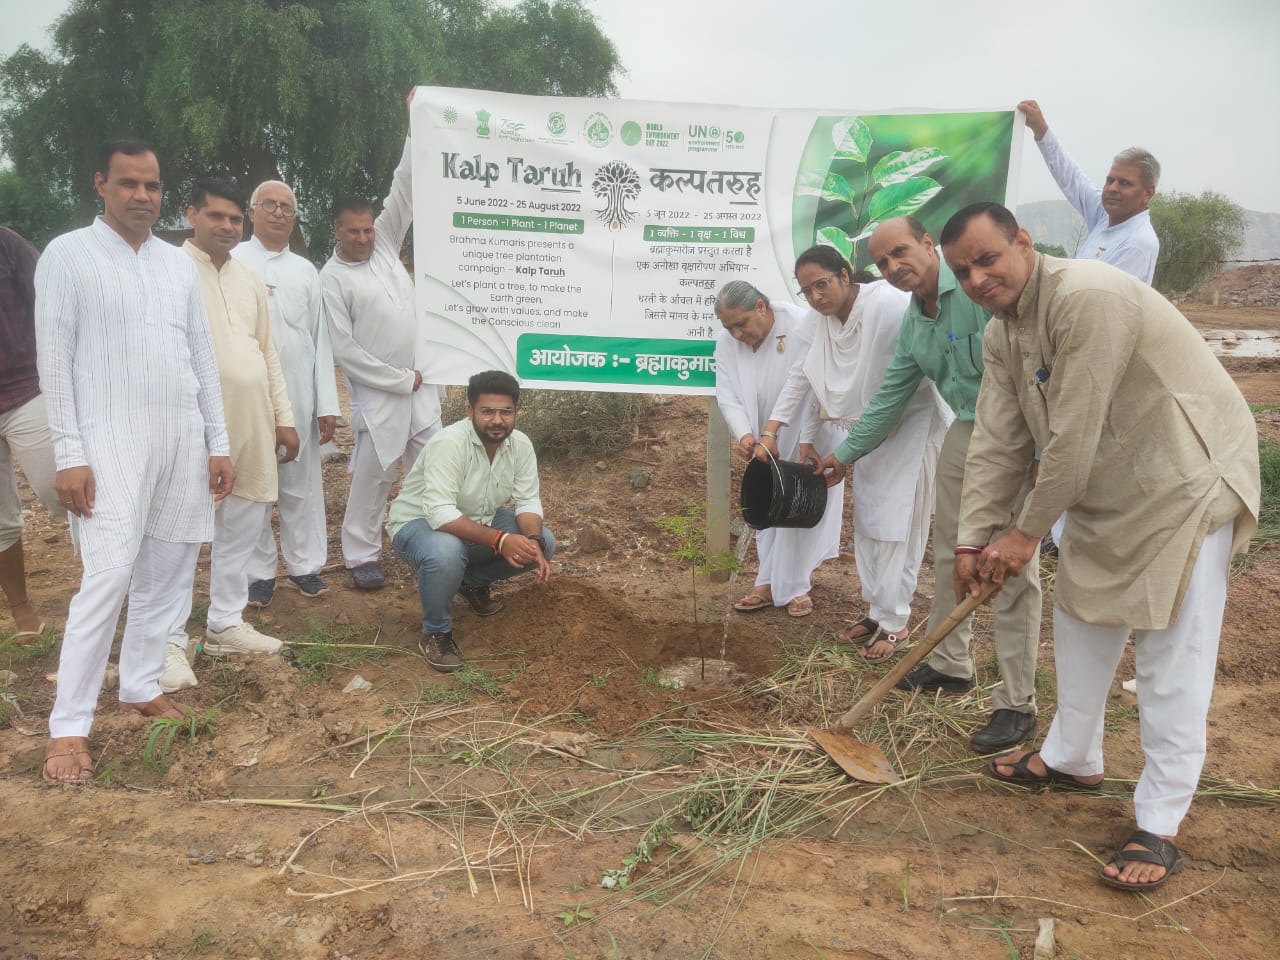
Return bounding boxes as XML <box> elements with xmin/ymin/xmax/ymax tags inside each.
<box><xmin>714</xmin><ymin>280</ymin><xmax>843</xmax><ymax>618</ymax></box>
<box><xmin>756</xmin><ymin>247</ymin><xmax>950</xmax><ymax>658</ymax></box>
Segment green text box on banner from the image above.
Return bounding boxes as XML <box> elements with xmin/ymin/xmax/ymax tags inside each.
<box><xmin>517</xmin><ymin>334</ymin><xmax>715</xmax><ymax>389</ymax></box>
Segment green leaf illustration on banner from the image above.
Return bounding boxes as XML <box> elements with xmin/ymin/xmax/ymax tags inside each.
<box><xmin>866</xmin><ymin>177</ymin><xmax>942</xmax><ymax>223</ymax></box>
<box><xmin>785</xmin><ymin>110</ymin><xmax>1022</xmax><ymax>273</ymax></box>
<box><xmin>796</xmin><ymin>171</ymin><xmax>855</xmax><ymax>204</ymax></box>
<box><xmin>831</xmin><ymin>117</ymin><xmax>872</xmax><ymax>162</ymax></box>
<box><xmin>816</xmin><ymin>226</ymin><xmax>854</xmax><ymax>263</ymax></box>
<box><xmin>871</xmin><ymin>148</ymin><xmax>946</xmax><ymax>187</ymax></box>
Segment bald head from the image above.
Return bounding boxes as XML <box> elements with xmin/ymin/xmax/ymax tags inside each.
<box><xmin>869</xmin><ymin>217</ymin><xmax>939</xmax><ymax>297</ymax></box>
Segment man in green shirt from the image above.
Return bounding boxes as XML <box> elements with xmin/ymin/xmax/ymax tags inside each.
<box><xmin>820</xmin><ymin>216</ymin><xmax>1042</xmax><ymax>753</ymax></box>
<box><xmin>387</xmin><ymin>370</ymin><xmax>554</xmax><ymax>672</ymax></box>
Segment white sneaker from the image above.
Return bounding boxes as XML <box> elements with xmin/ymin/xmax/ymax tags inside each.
<box><xmin>204</xmin><ymin>622</ymin><xmax>284</xmax><ymax>656</ymax></box>
<box><xmin>160</xmin><ymin>644</ymin><xmax>198</xmax><ymax>693</ymax></box>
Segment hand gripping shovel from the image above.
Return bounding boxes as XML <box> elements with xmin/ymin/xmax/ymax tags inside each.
<box><xmin>809</xmin><ymin>580</ymin><xmax>1000</xmax><ymax>783</ymax></box>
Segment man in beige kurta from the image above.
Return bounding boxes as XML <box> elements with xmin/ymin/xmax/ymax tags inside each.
<box><xmin>943</xmin><ymin>202</ymin><xmax>1258</xmax><ymax>892</ymax></box>
<box><xmin>165</xmin><ymin>179</ymin><xmax>298</xmax><ymax>690</ymax></box>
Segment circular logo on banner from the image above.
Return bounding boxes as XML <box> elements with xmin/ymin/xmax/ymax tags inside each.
<box><xmin>583</xmin><ymin>112</ymin><xmax>613</xmax><ymax>148</ymax></box>
<box><xmin>547</xmin><ymin>111</ymin><xmax>567</xmax><ymax>137</ymax></box>
<box><xmin>620</xmin><ymin>121</ymin><xmax>642</xmax><ymax>146</ymax></box>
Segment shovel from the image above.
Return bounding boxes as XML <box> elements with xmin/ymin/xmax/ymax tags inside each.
<box><xmin>809</xmin><ymin>580</ymin><xmax>1000</xmax><ymax>783</ymax></box>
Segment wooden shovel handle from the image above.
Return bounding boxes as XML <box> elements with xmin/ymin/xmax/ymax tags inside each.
<box><xmin>832</xmin><ymin>580</ymin><xmax>1000</xmax><ymax>732</ymax></box>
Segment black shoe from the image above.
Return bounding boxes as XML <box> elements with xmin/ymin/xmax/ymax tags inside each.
<box><xmin>969</xmin><ymin>709</ymin><xmax>1037</xmax><ymax>753</ymax></box>
<box><xmin>351</xmin><ymin>562</ymin><xmax>385</xmax><ymax>590</ymax></box>
<box><xmin>284</xmin><ymin>573</ymin><xmax>328</xmax><ymax>598</ymax></box>
<box><xmin>895</xmin><ymin>663</ymin><xmax>974</xmax><ymax>694</ymax></box>
<box><xmin>246</xmin><ymin>579</ymin><xmax>274</xmax><ymax>608</ymax></box>
<box><xmin>419</xmin><ymin>631</ymin><xmax>463</xmax><ymax>673</ymax></box>
<box><xmin>458</xmin><ymin>584</ymin><xmax>503</xmax><ymax>617</ymax></box>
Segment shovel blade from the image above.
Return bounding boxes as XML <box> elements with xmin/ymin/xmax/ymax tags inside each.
<box><xmin>808</xmin><ymin>727</ymin><xmax>900</xmax><ymax>784</ymax></box>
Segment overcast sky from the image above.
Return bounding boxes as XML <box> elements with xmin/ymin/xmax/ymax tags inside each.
<box><xmin>4</xmin><ymin>0</ymin><xmax>1277</xmax><ymax>212</ymax></box>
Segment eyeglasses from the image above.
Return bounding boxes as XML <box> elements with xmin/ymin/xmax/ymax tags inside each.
<box><xmin>476</xmin><ymin>406</ymin><xmax>516</xmax><ymax>420</ymax></box>
<box><xmin>798</xmin><ymin>274</ymin><xmax>839</xmax><ymax>300</ymax></box>
<box><xmin>254</xmin><ymin>198</ymin><xmax>297</xmax><ymax>218</ymax></box>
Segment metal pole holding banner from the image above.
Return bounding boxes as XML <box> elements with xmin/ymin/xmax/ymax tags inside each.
<box><xmin>706</xmin><ymin>397</ymin><xmax>731</xmax><ymax>582</ymax></box>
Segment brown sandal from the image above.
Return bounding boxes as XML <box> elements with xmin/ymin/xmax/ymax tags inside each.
<box><xmin>42</xmin><ymin>737</ymin><xmax>94</xmax><ymax>785</ymax></box>
<box><xmin>733</xmin><ymin>591</ymin><xmax>772</xmax><ymax>613</ymax></box>
<box><xmin>859</xmin><ymin>631</ymin><xmax>900</xmax><ymax>662</ymax></box>
<box><xmin>120</xmin><ymin>694</ymin><xmax>188</xmax><ymax>720</ymax></box>
<box><xmin>786</xmin><ymin>594</ymin><xmax>814</xmax><ymax>618</ymax></box>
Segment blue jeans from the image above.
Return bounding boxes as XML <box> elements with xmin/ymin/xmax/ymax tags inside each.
<box><xmin>391</xmin><ymin>509</ymin><xmax>556</xmax><ymax>635</ymax></box>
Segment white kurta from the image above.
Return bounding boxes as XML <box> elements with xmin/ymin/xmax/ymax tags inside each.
<box><xmin>34</xmin><ymin>218</ymin><xmax>230</xmax><ymax>575</ymax></box>
<box><xmin>770</xmin><ymin>283</ymin><xmax>950</xmax><ymax>631</ymax></box>
<box><xmin>321</xmin><ymin>138</ymin><xmax>441</xmax><ymax>471</ymax></box>
<box><xmin>1036</xmin><ymin>129</ymin><xmax>1159</xmax><ymax>284</ymax></box>
<box><xmin>715</xmin><ymin>300</ymin><xmax>842</xmax><ymax>604</ymax></box>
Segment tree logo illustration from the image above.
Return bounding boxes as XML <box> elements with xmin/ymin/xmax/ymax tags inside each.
<box><xmin>592</xmin><ymin>161</ymin><xmax>641</xmax><ymax>232</ymax></box>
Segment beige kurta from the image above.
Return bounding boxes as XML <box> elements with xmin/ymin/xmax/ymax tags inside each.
<box><xmin>960</xmin><ymin>255</ymin><xmax>1259</xmax><ymax>629</ymax></box>
<box><xmin>184</xmin><ymin>241</ymin><xmax>294</xmax><ymax>503</ymax></box>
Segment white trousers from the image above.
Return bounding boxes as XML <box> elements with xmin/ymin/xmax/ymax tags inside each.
<box><xmin>49</xmin><ymin>537</ymin><xmax>199</xmax><ymax>737</ymax></box>
<box><xmin>248</xmin><ymin>441</ymin><xmax>327</xmax><ymax>581</ymax></box>
<box><xmin>0</xmin><ymin>394</ymin><xmax>62</xmax><ymax>550</ymax></box>
<box><xmin>1040</xmin><ymin>521</ymin><xmax>1233</xmax><ymax>837</ymax></box>
<box><xmin>754</xmin><ymin>477</ymin><xmax>843</xmax><ymax>605</ymax></box>
<box><xmin>341</xmin><ymin>425</ymin><xmax>436</xmax><ymax>567</ymax></box>
<box><xmin>209</xmin><ymin>495</ymin><xmax>271</xmax><ymax>631</ymax></box>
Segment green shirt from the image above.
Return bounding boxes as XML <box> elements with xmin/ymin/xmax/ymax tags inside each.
<box><xmin>835</xmin><ymin>257</ymin><xmax>989</xmax><ymax>463</ymax></box>
<box><xmin>385</xmin><ymin>418</ymin><xmax>543</xmax><ymax>539</ymax></box>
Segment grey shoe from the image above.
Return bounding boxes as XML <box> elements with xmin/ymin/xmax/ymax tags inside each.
<box><xmin>419</xmin><ymin>631</ymin><xmax>463</xmax><ymax>673</ymax></box>
<box><xmin>247</xmin><ymin>579</ymin><xmax>275</xmax><ymax>608</ymax></box>
<box><xmin>351</xmin><ymin>562</ymin><xmax>385</xmax><ymax>590</ymax></box>
<box><xmin>969</xmin><ymin>709</ymin><xmax>1037</xmax><ymax>753</ymax></box>
<box><xmin>458</xmin><ymin>584</ymin><xmax>503</xmax><ymax>617</ymax></box>
<box><xmin>895</xmin><ymin>663</ymin><xmax>975</xmax><ymax>694</ymax></box>
<box><xmin>285</xmin><ymin>573</ymin><xmax>328</xmax><ymax>598</ymax></box>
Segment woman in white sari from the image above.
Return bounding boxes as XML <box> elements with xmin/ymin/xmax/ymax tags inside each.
<box><xmin>714</xmin><ymin>281</ymin><xmax>843</xmax><ymax>617</ymax></box>
<box><xmin>757</xmin><ymin>247</ymin><xmax>950</xmax><ymax>658</ymax></box>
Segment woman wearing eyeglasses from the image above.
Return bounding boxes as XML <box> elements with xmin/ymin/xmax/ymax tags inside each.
<box><xmin>756</xmin><ymin>245</ymin><xmax>951</xmax><ymax>660</ymax></box>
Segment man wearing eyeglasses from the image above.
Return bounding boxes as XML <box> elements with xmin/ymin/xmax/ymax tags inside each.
<box><xmin>321</xmin><ymin>101</ymin><xmax>441</xmax><ymax>591</ymax></box>
<box><xmin>386</xmin><ymin>370</ymin><xmax>554</xmax><ymax>673</ymax></box>
<box><xmin>232</xmin><ymin>182</ymin><xmax>340</xmax><ymax>609</ymax></box>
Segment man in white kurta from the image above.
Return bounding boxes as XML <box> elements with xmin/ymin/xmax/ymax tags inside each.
<box><xmin>35</xmin><ymin>140</ymin><xmax>234</xmax><ymax>782</ymax></box>
<box><xmin>322</xmin><ymin>135</ymin><xmax>441</xmax><ymax>589</ymax></box>
<box><xmin>234</xmin><ymin>180</ymin><xmax>340</xmax><ymax>605</ymax></box>
<box><xmin>713</xmin><ymin>281</ymin><xmax>842</xmax><ymax>616</ymax></box>
<box><xmin>177</xmin><ymin>180</ymin><xmax>297</xmax><ymax>683</ymax></box>
<box><xmin>765</xmin><ymin>280</ymin><xmax>951</xmax><ymax>646</ymax></box>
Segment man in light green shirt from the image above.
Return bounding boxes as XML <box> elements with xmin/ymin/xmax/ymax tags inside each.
<box><xmin>388</xmin><ymin>370</ymin><xmax>554</xmax><ymax>672</ymax></box>
<box><xmin>820</xmin><ymin>216</ymin><xmax>1042</xmax><ymax>753</ymax></box>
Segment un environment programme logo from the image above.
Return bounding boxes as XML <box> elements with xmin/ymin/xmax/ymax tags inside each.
<box><xmin>476</xmin><ymin>109</ymin><xmax>491</xmax><ymax>138</ymax></box>
<box><xmin>620</xmin><ymin>121</ymin><xmax>642</xmax><ymax>147</ymax></box>
<box><xmin>592</xmin><ymin>161</ymin><xmax>641</xmax><ymax>231</ymax></box>
<box><xmin>547</xmin><ymin>111</ymin><xmax>567</xmax><ymax>137</ymax></box>
<box><xmin>583</xmin><ymin>111</ymin><xmax>613</xmax><ymax>148</ymax></box>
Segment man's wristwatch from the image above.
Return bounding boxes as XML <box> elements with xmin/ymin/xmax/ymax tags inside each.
<box><xmin>529</xmin><ymin>534</ymin><xmax>547</xmax><ymax>551</ymax></box>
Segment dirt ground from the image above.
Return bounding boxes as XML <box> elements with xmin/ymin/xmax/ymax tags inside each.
<box><xmin>1</xmin><ymin>305</ymin><xmax>1278</xmax><ymax>960</ymax></box>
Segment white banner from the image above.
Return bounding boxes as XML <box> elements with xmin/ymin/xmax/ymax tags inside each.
<box><xmin>410</xmin><ymin>87</ymin><xmax>1020</xmax><ymax>393</ymax></box>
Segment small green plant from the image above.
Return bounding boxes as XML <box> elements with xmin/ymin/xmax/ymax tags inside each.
<box><xmin>1105</xmin><ymin>702</ymin><xmax>1140</xmax><ymax>732</ymax></box>
<box><xmin>143</xmin><ymin>710</ymin><xmax>217</xmax><ymax>773</ymax></box>
<box><xmin>600</xmin><ymin>819</ymin><xmax>674</xmax><ymax>890</ymax></box>
<box><xmin>290</xmin><ymin>622</ymin><xmax>390</xmax><ymax>684</ymax></box>
<box><xmin>589</xmin><ymin>669</ymin><xmax>611</xmax><ymax>688</ymax></box>
<box><xmin>655</xmin><ymin>500</ymin><xmax>742</xmax><ymax>626</ymax></box>
<box><xmin>898</xmin><ymin>861</ymin><xmax>911</xmax><ymax>911</ymax></box>
<box><xmin>554</xmin><ymin>903</ymin><xmax>594</xmax><ymax>927</ymax></box>
<box><xmin>178</xmin><ymin>929</ymin><xmax>216</xmax><ymax>959</ymax></box>
<box><xmin>454</xmin><ymin>664</ymin><xmax>507</xmax><ymax>699</ymax></box>
<box><xmin>415</xmin><ymin>682</ymin><xmax>471</xmax><ymax>705</ymax></box>
<box><xmin>0</xmin><ymin>629</ymin><xmax>56</xmax><ymax>662</ymax></box>
<box><xmin>94</xmin><ymin>761</ymin><xmax>119</xmax><ymax>786</ymax></box>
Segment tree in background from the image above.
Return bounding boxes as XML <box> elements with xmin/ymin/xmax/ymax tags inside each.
<box><xmin>1033</xmin><ymin>242</ymin><xmax>1068</xmax><ymax>258</ymax></box>
<box><xmin>0</xmin><ymin>0</ymin><xmax>620</xmax><ymax>254</ymax></box>
<box><xmin>1149</xmin><ymin>190</ymin><xmax>1246</xmax><ymax>296</ymax></box>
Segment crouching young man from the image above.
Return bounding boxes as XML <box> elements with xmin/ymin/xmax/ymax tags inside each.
<box><xmin>387</xmin><ymin>370</ymin><xmax>554</xmax><ymax>672</ymax></box>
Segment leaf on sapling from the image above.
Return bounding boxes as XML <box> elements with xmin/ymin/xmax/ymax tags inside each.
<box><xmin>816</xmin><ymin>226</ymin><xmax>854</xmax><ymax>263</ymax></box>
<box><xmin>865</xmin><ymin>178</ymin><xmax>942</xmax><ymax>224</ymax></box>
<box><xmin>830</xmin><ymin>116</ymin><xmax>873</xmax><ymax>163</ymax></box>
<box><xmin>795</xmin><ymin>171</ymin><xmax>855</xmax><ymax>204</ymax></box>
<box><xmin>871</xmin><ymin>148</ymin><xmax>946</xmax><ymax>187</ymax></box>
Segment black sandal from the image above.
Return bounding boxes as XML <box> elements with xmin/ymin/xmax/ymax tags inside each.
<box><xmin>839</xmin><ymin>616</ymin><xmax>879</xmax><ymax>644</ymax></box>
<box><xmin>1100</xmin><ymin>830</ymin><xmax>1184</xmax><ymax>891</ymax></box>
<box><xmin>987</xmin><ymin>750</ymin><xmax>1102</xmax><ymax>792</ymax></box>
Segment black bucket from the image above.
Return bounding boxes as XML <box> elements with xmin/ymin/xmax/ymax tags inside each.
<box><xmin>740</xmin><ymin>456</ymin><xmax>828</xmax><ymax>530</ymax></box>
